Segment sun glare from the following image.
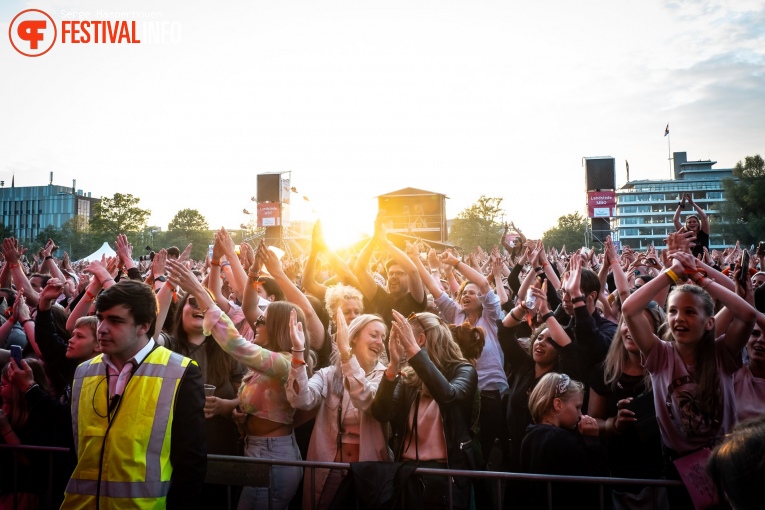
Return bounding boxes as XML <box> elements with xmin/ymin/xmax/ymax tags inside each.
<box><xmin>321</xmin><ymin>222</ymin><xmax>370</xmax><ymax>252</ymax></box>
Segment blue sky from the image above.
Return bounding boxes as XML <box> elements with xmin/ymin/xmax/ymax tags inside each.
<box><xmin>1</xmin><ymin>0</ymin><xmax>763</xmax><ymax>246</ymax></box>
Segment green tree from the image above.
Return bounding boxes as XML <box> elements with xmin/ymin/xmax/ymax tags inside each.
<box><xmin>449</xmin><ymin>196</ymin><xmax>504</xmax><ymax>250</ymax></box>
<box><xmin>166</xmin><ymin>209</ymin><xmax>211</xmax><ymax>260</ymax></box>
<box><xmin>168</xmin><ymin>209</ymin><xmax>209</xmax><ymax>232</ymax></box>
<box><xmin>721</xmin><ymin>154</ymin><xmax>765</xmax><ymax>245</ymax></box>
<box><xmin>89</xmin><ymin>193</ymin><xmax>151</xmax><ymax>241</ymax></box>
<box><xmin>0</xmin><ymin>224</ymin><xmax>15</xmax><ymax>241</ymax></box>
<box><xmin>60</xmin><ymin>216</ymin><xmax>99</xmax><ymax>260</ymax></box>
<box><xmin>542</xmin><ymin>212</ymin><xmax>588</xmax><ymax>251</ymax></box>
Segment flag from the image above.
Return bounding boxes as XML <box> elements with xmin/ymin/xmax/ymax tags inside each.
<box><xmin>626</xmin><ymin>160</ymin><xmax>630</xmax><ymax>182</ymax></box>
<box><xmin>11</xmin><ymin>175</ymin><xmax>14</xmax><ymax>188</ymax></box>
<box><xmin>664</xmin><ymin>124</ymin><xmax>669</xmax><ymax>137</ymax></box>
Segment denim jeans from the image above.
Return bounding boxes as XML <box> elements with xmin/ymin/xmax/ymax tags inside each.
<box><xmin>237</xmin><ymin>434</ymin><xmax>303</xmax><ymax>510</ymax></box>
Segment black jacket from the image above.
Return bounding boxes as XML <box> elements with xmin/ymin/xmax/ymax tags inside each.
<box><xmin>371</xmin><ymin>350</ymin><xmax>479</xmax><ymax>471</ymax></box>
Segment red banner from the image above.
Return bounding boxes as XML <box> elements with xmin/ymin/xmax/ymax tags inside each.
<box><xmin>257</xmin><ymin>203</ymin><xmax>281</xmax><ymax>226</ymax></box>
<box><xmin>587</xmin><ymin>191</ymin><xmax>616</xmax><ymax>218</ymax></box>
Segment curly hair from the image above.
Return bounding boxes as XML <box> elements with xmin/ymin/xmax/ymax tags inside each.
<box><xmin>324</xmin><ymin>283</ymin><xmax>364</xmax><ymax>321</ymax></box>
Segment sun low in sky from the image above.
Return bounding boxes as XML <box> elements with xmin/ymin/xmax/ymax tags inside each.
<box><xmin>1</xmin><ymin>0</ymin><xmax>763</xmax><ymax>240</ymax></box>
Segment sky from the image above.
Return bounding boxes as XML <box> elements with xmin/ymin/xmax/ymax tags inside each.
<box><xmin>1</xmin><ymin>0</ymin><xmax>763</xmax><ymax>248</ymax></box>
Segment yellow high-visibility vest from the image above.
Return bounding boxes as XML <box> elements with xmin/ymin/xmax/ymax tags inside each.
<box><xmin>62</xmin><ymin>347</ymin><xmax>194</xmax><ymax>510</ymax></box>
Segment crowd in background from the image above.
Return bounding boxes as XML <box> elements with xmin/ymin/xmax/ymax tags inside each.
<box><xmin>2</xmin><ymin>202</ymin><xmax>765</xmax><ymax>510</ymax></box>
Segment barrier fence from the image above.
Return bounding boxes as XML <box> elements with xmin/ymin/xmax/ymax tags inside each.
<box><xmin>1</xmin><ymin>445</ymin><xmax>684</xmax><ymax>510</ymax></box>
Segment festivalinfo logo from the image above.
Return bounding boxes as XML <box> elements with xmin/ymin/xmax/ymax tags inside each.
<box><xmin>9</xmin><ymin>8</ymin><xmax>177</xmax><ymax>57</ymax></box>
<box><xmin>8</xmin><ymin>9</ymin><xmax>57</xmax><ymax>57</ymax></box>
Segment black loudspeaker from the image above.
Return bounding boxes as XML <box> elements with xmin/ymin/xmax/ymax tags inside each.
<box><xmin>584</xmin><ymin>158</ymin><xmax>615</xmax><ymax>191</ymax></box>
<box><xmin>257</xmin><ymin>174</ymin><xmax>281</xmax><ymax>203</ymax></box>
<box><xmin>591</xmin><ymin>217</ymin><xmax>611</xmax><ymax>244</ymax></box>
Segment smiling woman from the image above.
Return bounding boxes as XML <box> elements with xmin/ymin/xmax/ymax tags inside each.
<box><xmin>286</xmin><ymin>311</ymin><xmax>391</xmax><ymax>509</ymax></box>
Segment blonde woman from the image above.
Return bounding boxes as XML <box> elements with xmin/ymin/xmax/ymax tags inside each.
<box><xmin>371</xmin><ymin>310</ymin><xmax>478</xmax><ymax>510</ymax></box>
<box><xmin>519</xmin><ymin>372</ymin><xmax>607</xmax><ymax>510</ymax></box>
<box><xmin>287</xmin><ymin>310</ymin><xmax>391</xmax><ymax>509</ymax></box>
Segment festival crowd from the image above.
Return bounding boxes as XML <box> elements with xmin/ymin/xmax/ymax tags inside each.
<box><xmin>1</xmin><ymin>195</ymin><xmax>765</xmax><ymax>510</ymax></box>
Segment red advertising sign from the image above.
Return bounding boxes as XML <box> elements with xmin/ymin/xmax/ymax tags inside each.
<box><xmin>587</xmin><ymin>191</ymin><xmax>616</xmax><ymax>218</ymax></box>
<box><xmin>257</xmin><ymin>203</ymin><xmax>281</xmax><ymax>227</ymax></box>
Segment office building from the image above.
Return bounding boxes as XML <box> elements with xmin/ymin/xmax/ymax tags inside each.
<box><xmin>0</xmin><ymin>180</ymin><xmax>99</xmax><ymax>241</ymax></box>
<box><xmin>615</xmin><ymin>152</ymin><xmax>734</xmax><ymax>250</ymax></box>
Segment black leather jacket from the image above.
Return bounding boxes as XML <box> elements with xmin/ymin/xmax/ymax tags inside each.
<box><xmin>371</xmin><ymin>349</ymin><xmax>479</xmax><ymax>471</ymax></box>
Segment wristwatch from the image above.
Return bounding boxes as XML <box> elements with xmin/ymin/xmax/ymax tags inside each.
<box><xmin>154</xmin><ymin>275</ymin><xmax>167</xmax><ymax>282</ymax></box>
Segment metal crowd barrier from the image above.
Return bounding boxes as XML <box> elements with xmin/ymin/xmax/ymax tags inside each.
<box><xmin>206</xmin><ymin>454</ymin><xmax>685</xmax><ymax>510</ymax></box>
<box><xmin>0</xmin><ymin>445</ymin><xmax>684</xmax><ymax>510</ymax></box>
<box><xmin>0</xmin><ymin>443</ymin><xmax>70</xmax><ymax>510</ymax></box>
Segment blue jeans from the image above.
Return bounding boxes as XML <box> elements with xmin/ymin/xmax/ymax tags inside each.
<box><xmin>237</xmin><ymin>434</ymin><xmax>303</xmax><ymax>510</ymax></box>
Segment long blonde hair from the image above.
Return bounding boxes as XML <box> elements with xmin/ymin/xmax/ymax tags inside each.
<box><xmin>402</xmin><ymin>312</ymin><xmax>467</xmax><ymax>389</ymax></box>
<box><xmin>604</xmin><ymin>301</ymin><xmax>667</xmax><ymax>391</ymax></box>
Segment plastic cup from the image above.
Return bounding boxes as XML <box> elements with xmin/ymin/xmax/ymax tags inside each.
<box><xmin>204</xmin><ymin>384</ymin><xmax>216</xmax><ymax>397</ymax></box>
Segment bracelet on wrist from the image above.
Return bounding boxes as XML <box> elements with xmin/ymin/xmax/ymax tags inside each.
<box><xmin>20</xmin><ymin>319</ymin><xmax>33</xmax><ymax>326</ymax></box>
<box><xmin>210</xmin><ymin>259</ymin><xmax>220</xmax><ymax>266</ymax></box>
<box><xmin>540</xmin><ymin>311</ymin><xmax>555</xmax><ymax>322</ymax></box>
<box><xmin>291</xmin><ymin>348</ymin><xmax>305</xmax><ymax>352</ymax></box>
<box><xmin>44</xmin><ymin>255</ymin><xmax>53</xmax><ymax>261</ymax></box>
<box><xmin>664</xmin><ymin>268</ymin><xmax>683</xmax><ymax>286</ymax></box>
<box><xmin>291</xmin><ymin>357</ymin><xmax>306</xmax><ymax>366</ymax></box>
<box><xmin>510</xmin><ymin>309</ymin><xmax>524</xmax><ymax>322</ymax></box>
<box><xmin>571</xmin><ymin>295</ymin><xmax>586</xmax><ymax>304</ymax></box>
<box><xmin>1</xmin><ymin>429</ymin><xmax>13</xmax><ymax>437</ymax></box>
<box><xmin>385</xmin><ymin>368</ymin><xmax>399</xmax><ymax>379</ymax></box>
<box><xmin>534</xmin><ymin>266</ymin><xmax>543</xmax><ymax>273</ymax></box>
<box><xmin>340</xmin><ymin>352</ymin><xmax>353</xmax><ymax>363</ymax></box>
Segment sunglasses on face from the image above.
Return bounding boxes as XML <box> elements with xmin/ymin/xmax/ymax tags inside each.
<box><xmin>388</xmin><ymin>271</ymin><xmax>406</xmax><ymax>279</ymax></box>
<box><xmin>751</xmin><ymin>330</ymin><xmax>762</xmax><ymax>338</ymax></box>
<box><xmin>187</xmin><ymin>297</ymin><xmax>199</xmax><ymax>309</ymax></box>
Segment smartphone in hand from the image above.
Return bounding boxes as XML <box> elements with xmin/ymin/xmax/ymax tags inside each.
<box><xmin>10</xmin><ymin>345</ymin><xmax>22</xmax><ymax>366</ymax></box>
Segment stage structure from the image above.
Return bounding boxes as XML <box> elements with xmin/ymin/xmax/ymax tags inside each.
<box><xmin>376</xmin><ymin>187</ymin><xmax>449</xmax><ymax>247</ymax></box>
<box><xmin>243</xmin><ymin>172</ymin><xmax>310</xmax><ymax>259</ymax></box>
<box><xmin>583</xmin><ymin>157</ymin><xmax>616</xmax><ymax>248</ymax></box>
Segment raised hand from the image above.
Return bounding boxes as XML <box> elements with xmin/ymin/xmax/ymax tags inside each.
<box><xmin>282</xmin><ymin>258</ymin><xmax>300</xmax><ymax>282</ymax></box>
<box><xmin>391</xmin><ymin>310</ymin><xmax>420</xmax><ymax>358</ymax></box>
<box><xmin>150</xmin><ymin>249</ymin><xmax>167</xmax><ymax>280</ymax></box>
<box><xmin>39</xmin><ymin>278</ymin><xmax>65</xmax><ymax>310</ymax></box>
<box><xmin>563</xmin><ymin>252</ymin><xmax>582</xmax><ymax>296</ymax></box>
<box><xmin>289</xmin><ymin>308</ymin><xmax>306</xmax><ymax>353</ymax></box>
<box><xmin>212</xmin><ymin>229</ymin><xmax>226</xmax><ymax>261</ymax></box>
<box><xmin>2</xmin><ymin>237</ymin><xmax>24</xmax><ymax>264</ymax></box>
<box><xmin>14</xmin><ymin>294</ymin><xmax>31</xmax><ymax>322</ymax></box>
<box><xmin>311</xmin><ymin>220</ymin><xmax>327</xmax><ymax>253</ymax></box>
<box><xmin>438</xmin><ymin>250</ymin><xmax>460</xmax><ymax>268</ymax></box>
<box><xmin>178</xmin><ymin>243</ymin><xmax>193</xmax><ymax>264</ymax></box>
<box><xmin>335</xmin><ymin>307</ymin><xmax>350</xmax><ymax>357</ymax></box>
<box><xmin>258</xmin><ymin>241</ymin><xmax>284</xmax><ymax>277</ymax></box>
<box><xmin>115</xmin><ymin>234</ymin><xmax>133</xmax><ymax>267</ymax></box>
<box><xmin>166</xmin><ymin>258</ymin><xmax>207</xmax><ymax>299</ymax></box>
